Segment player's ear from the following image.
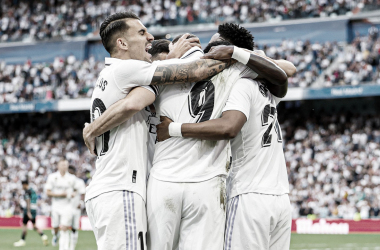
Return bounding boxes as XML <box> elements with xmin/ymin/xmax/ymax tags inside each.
<box><xmin>116</xmin><ymin>37</ymin><xmax>129</xmax><ymax>51</ymax></box>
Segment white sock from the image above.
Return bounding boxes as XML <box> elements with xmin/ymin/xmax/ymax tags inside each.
<box><xmin>59</xmin><ymin>231</ymin><xmax>70</xmax><ymax>250</ymax></box>
<box><xmin>70</xmin><ymin>231</ymin><xmax>78</xmax><ymax>250</ymax></box>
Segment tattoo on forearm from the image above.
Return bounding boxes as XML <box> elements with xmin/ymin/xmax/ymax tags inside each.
<box><xmin>151</xmin><ymin>59</ymin><xmax>231</xmax><ymax>85</ymax></box>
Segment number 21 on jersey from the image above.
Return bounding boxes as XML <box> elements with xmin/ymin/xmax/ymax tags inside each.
<box><xmin>261</xmin><ymin>104</ymin><xmax>282</xmax><ymax>147</ymax></box>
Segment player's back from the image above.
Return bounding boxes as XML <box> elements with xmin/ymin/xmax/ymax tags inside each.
<box><xmin>151</xmin><ymin>49</ymin><xmax>251</xmax><ymax>182</ymax></box>
<box><xmin>226</xmin><ymin>79</ymin><xmax>289</xmax><ymax>199</ymax></box>
<box><xmin>86</xmin><ymin>58</ymin><xmax>157</xmax><ymax>202</ymax></box>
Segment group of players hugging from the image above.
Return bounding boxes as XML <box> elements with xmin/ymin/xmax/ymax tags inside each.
<box><xmin>16</xmin><ymin>10</ymin><xmax>297</xmax><ymax>250</ymax></box>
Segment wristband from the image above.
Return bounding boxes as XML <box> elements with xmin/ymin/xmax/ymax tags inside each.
<box><xmin>231</xmin><ymin>46</ymin><xmax>250</xmax><ymax>65</ymax></box>
<box><xmin>168</xmin><ymin>122</ymin><xmax>183</xmax><ymax>137</ymax></box>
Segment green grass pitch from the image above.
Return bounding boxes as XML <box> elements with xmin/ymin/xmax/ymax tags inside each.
<box><xmin>0</xmin><ymin>228</ymin><xmax>379</xmax><ymax>249</ymax></box>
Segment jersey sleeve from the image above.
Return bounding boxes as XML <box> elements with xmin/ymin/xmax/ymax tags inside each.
<box><xmin>237</xmin><ymin>64</ymin><xmax>258</xmax><ymax>79</ymax></box>
<box><xmin>44</xmin><ymin>175</ymin><xmax>54</xmax><ymax>191</ymax></box>
<box><xmin>222</xmin><ymin>78</ymin><xmax>256</xmax><ymax>120</ymax></box>
<box><xmin>24</xmin><ymin>190</ymin><xmax>31</xmax><ymax>200</ymax></box>
<box><xmin>141</xmin><ymin>85</ymin><xmax>160</xmax><ymax>97</ymax></box>
<box><xmin>273</xmin><ymin>95</ymin><xmax>282</xmax><ymax>105</ymax></box>
<box><xmin>113</xmin><ymin>60</ymin><xmax>157</xmax><ymax>93</ymax></box>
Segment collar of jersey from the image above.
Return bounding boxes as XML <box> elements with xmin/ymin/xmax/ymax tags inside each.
<box><xmin>180</xmin><ymin>47</ymin><xmax>204</xmax><ymax>60</ymax></box>
<box><xmin>105</xmin><ymin>57</ymin><xmax>122</xmax><ymax>67</ymax></box>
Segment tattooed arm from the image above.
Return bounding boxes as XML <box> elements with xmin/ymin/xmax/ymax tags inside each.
<box><xmin>150</xmin><ymin>59</ymin><xmax>232</xmax><ymax>85</ymax></box>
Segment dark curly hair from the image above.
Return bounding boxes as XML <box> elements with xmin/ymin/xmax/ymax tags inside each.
<box><xmin>148</xmin><ymin>39</ymin><xmax>170</xmax><ymax>58</ymax></box>
<box><xmin>203</xmin><ymin>40</ymin><xmax>232</xmax><ymax>53</ymax></box>
<box><xmin>218</xmin><ymin>23</ymin><xmax>254</xmax><ymax>50</ymax></box>
<box><xmin>99</xmin><ymin>12</ymin><xmax>140</xmax><ymax>54</ymax></box>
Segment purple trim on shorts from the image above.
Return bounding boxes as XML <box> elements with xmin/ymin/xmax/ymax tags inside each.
<box><xmin>127</xmin><ymin>191</ymin><xmax>133</xmax><ymax>250</ymax></box>
<box><xmin>123</xmin><ymin>191</ymin><xmax>129</xmax><ymax>250</ymax></box>
<box><xmin>131</xmin><ymin>193</ymin><xmax>137</xmax><ymax>250</ymax></box>
<box><xmin>225</xmin><ymin>196</ymin><xmax>239</xmax><ymax>250</ymax></box>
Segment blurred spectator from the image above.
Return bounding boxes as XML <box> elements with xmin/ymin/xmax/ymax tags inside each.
<box><xmin>0</xmin><ymin>0</ymin><xmax>379</xmax><ymax>42</ymax></box>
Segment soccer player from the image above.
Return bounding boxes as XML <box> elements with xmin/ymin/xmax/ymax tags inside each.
<box><xmin>157</xmin><ymin>44</ymin><xmax>292</xmax><ymax>250</ymax></box>
<box><xmin>45</xmin><ymin>159</ymin><xmax>77</xmax><ymax>250</ymax></box>
<box><xmin>83</xmin><ymin>11</ymin><xmax>231</xmax><ymax>250</ymax></box>
<box><xmin>68</xmin><ymin>166</ymin><xmax>86</xmax><ymax>250</ymax></box>
<box><xmin>13</xmin><ymin>179</ymin><xmax>48</xmax><ymax>247</ymax></box>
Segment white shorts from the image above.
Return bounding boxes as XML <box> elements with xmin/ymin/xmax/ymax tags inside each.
<box><xmin>225</xmin><ymin>193</ymin><xmax>292</xmax><ymax>250</ymax></box>
<box><xmin>85</xmin><ymin>190</ymin><xmax>147</xmax><ymax>250</ymax></box>
<box><xmin>71</xmin><ymin>209</ymin><xmax>81</xmax><ymax>230</ymax></box>
<box><xmin>52</xmin><ymin>207</ymin><xmax>73</xmax><ymax>228</ymax></box>
<box><xmin>147</xmin><ymin>176</ymin><xmax>226</xmax><ymax>250</ymax></box>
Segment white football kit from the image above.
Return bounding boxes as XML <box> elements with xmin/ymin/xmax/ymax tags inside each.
<box><xmin>222</xmin><ymin>79</ymin><xmax>291</xmax><ymax>250</ymax></box>
<box><xmin>147</xmin><ymin>47</ymin><xmax>258</xmax><ymax>250</ymax></box>
<box><xmin>85</xmin><ymin>57</ymin><xmax>158</xmax><ymax>250</ymax></box>
<box><xmin>71</xmin><ymin>177</ymin><xmax>86</xmax><ymax>230</ymax></box>
<box><xmin>45</xmin><ymin>171</ymin><xmax>77</xmax><ymax>228</ymax></box>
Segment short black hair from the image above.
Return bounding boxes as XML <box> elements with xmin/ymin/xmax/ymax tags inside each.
<box><xmin>172</xmin><ymin>33</ymin><xmax>198</xmax><ymax>45</ymax></box>
<box><xmin>148</xmin><ymin>39</ymin><xmax>170</xmax><ymax>58</ymax></box>
<box><xmin>68</xmin><ymin>165</ymin><xmax>76</xmax><ymax>173</ymax></box>
<box><xmin>100</xmin><ymin>12</ymin><xmax>140</xmax><ymax>54</ymax></box>
<box><xmin>218</xmin><ymin>23</ymin><xmax>254</xmax><ymax>50</ymax></box>
<box><xmin>21</xmin><ymin>179</ymin><xmax>28</xmax><ymax>185</ymax></box>
<box><xmin>204</xmin><ymin>40</ymin><xmax>232</xmax><ymax>54</ymax></box>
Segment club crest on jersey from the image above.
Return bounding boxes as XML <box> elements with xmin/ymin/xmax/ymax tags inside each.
<box><xmin>188</xmin><ymin>80</ymin><xmax>215</xmax><ymax>123</ymax></box>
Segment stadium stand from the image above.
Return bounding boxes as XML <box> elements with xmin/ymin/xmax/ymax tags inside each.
<box><xmin>0</xmin><ymin>0</ymin><xmax>379</xmax><ymax>42</ymax></box>
<box><xmin>0</xmin><ymin>110</ymin><xmax>379</xmax><ymax>219</ymax></box>
<box><xmin>0</xmin><ymin>56</ymin><xmax>102</xmax><ymax>103</ymax></box>
<box><xmin>1</xmin><ymin>34</ymin><xmax>379</xmax><ymax>103</ymax></box>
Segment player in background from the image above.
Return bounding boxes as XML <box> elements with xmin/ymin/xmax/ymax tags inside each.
<box><xmin>45</xmin><ymin>159</ymin><xmax>76</xmax><ymax>250</ymax></box>
<box><xmin>13</xmin><ymin>179</ymin><xmax>48</xmax><ymax>247</ymax></box>
<box><xmin>157</xmin><ymin>44</ymin><xmax>292</xmax><ymax>250</ymax></box>
<box><xmin>83</xmin><ymin>11</ymin><xmax>231</xmax><ymax>250</ymax></box>
<box><xmin>68</xmin><ymin>166</ymin><xmax>86</xmax><ymax>250</ymax></box>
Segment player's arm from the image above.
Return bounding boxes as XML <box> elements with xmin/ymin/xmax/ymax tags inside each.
<box><xmin>157</xmin><ymin>110</ymin><xmax>246</xmax><ymax>141</ymax></box>
<box><xmin>157</xmin><ymin>78</ymin><xmax>252</xmax><ymax>142</ymax></box>
<box><xmin>202</xmin><ymin>45</ymin><xmax>289</xmax><ymax>97</ymax></box>
<box><xmin>251</xmin><ymin>50</ymin><xmax>296</xmax><ymax>77</ymax></box>
<box><xmin>25</xmin><ymin>196</ymin><xmax>32</xmax><ymax>218</ymax></box>
<box><xmin>83</xmin><ymin>87</ymin><xmax>156</xmax><ymax>155</ymax></box>
<box><xmin>46</xmin><ymin>189</ymin><xmax>67</xmax><ymax>198</ymax></box>
<box><xmin>150</xmin><ymin>58</ymin><xmax>233</xmax><ymax>85</ymax></box>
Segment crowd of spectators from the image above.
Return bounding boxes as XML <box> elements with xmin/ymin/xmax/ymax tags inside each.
<box><xmin>1</xmin><ymin>110</ymin><xmax>380</xmax><ymax>219</ymax></box>
<box><xmin>281</xmin><ymin>111</ymin><xmax>380</xmax><ymax>219</ymax></box>
<box><xmin>258</xmin><ymin>39</ymin><xmax>343</xmax><ymax>88</ymax></box>
<box><xmin>323</xmin><ymin>32</ymin><xmax>380</xmax><ymax>87</ymax></box>
<box><xmin>0</xmin><ymin>55</ymin><xmax>102</xmax><ymax>103</ymax></box>
<box><xmin>0</xmin><ymin>112</ymin><xmax>94</xmax><ymax>217</ymax></box>
<box><xmin>0</xmin><ymin>0</ymin><xmax>379</xmax><ymax>42</ymax></box>
<box><xmin>1</xmin><ymin>35</ymin><xmax>379</xmax><ymax>103</ymax></box>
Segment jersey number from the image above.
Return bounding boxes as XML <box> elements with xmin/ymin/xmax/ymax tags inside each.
<box><xmin>91</xmin><ymin>98</ymin><xmax>110</xmax><ymax>156</ymax></box>
<box><xmin>261</xmin><ymin>104</ymin><xmax>282</xmax><ymax>147</ymax></box>
<box><xmin>188</xmin><ymin>80</ymin><xmax>215</xmax><ymax>123</ymax></box>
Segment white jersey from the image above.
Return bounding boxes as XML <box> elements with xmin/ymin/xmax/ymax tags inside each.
<box><xmin>85</xmin><ymin>57</ymin><xmax>157</xmax><ymax>202</ymax></box>
<box><xmin>71</xmin><ymin>177</ymin><xmax>86</xmax><ymax>211</ymax></box>
<box><xmin>45</xmin><ymin>171</ymin><xmax>77</xmax><ymax>210</ymax></box>
<box><xmin>222</xmin><ymin>79</ymin><xmax>289</xmax><ymax>199</ymax></box>
<box><xmin>150</xmin><ymin>47</ymin><xmax>258</xmax><ymax>182</ymax></box>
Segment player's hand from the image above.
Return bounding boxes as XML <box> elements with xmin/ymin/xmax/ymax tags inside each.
<box><xmin>27</xmin><ymin>212</ymin><xmax>32</xmax><ymax>219</ymax></box>
<box><xmin>166</xmin><ymin>33</ymin><xmax>202</xmax><ymax>59</ymax></box>
<box><xmin>201</xmin><ymin>45</ymin><xmax>234</xmax><ymax>60</ymax></box>
<box><xmin>83</xmin><ymin>123</ymin><xmax>96</xmax><ymax>156</ymax></box>
<box><xmin>156</xmin><ymin>116</ymin><xmax>173</xmax><ymax>142</ymax></box>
